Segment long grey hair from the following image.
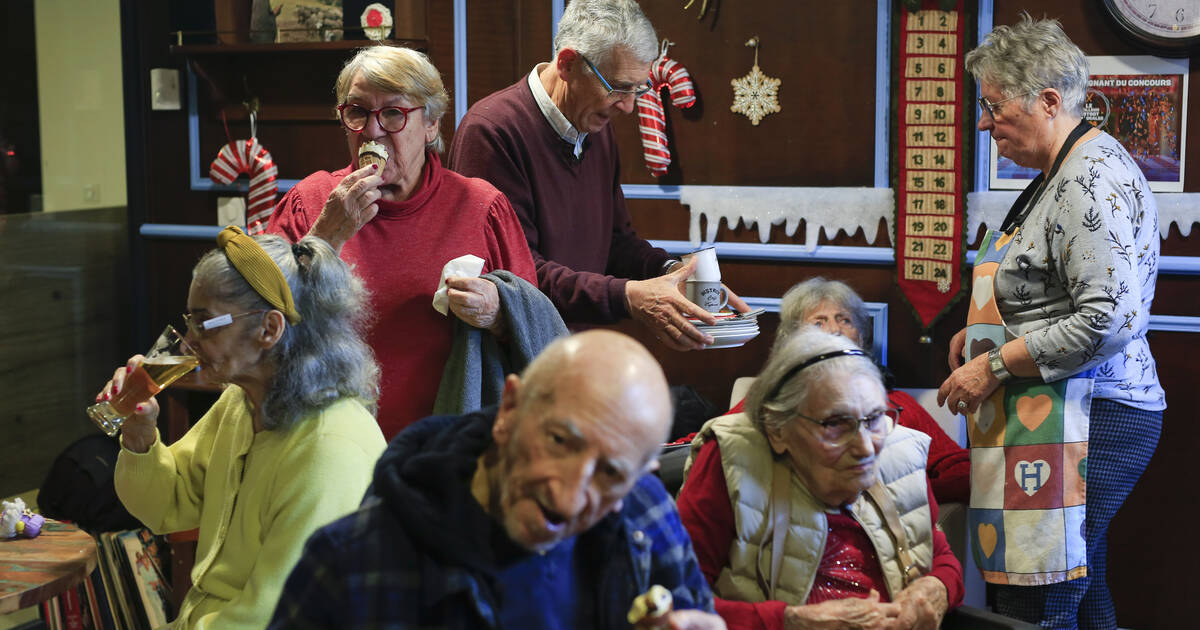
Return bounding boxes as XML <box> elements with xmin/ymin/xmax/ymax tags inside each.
<box><xmin>192</xmin><ymin>234</ymin><xmax>379</xmax><ymax>430</ymax></box>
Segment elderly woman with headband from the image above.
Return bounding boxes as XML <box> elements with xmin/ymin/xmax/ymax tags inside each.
<box><xmin>98</xmin><ymin>227</ymin><xmax>386</xmax><ymax>629</ymax></box>
<box><xmin>937</xmin><ymin>16</ymin><xmax>1164</xmax><ymax>627</ymax></box>
<box><xmin>267</xmin><ymin>45</ymin><xmax>537</xmax><ymax>438</ymax></box>
<box><xmin>728</xmin><ymin>277</ymin><xmax>970</xmax><ymax>506</ymax></box>
<box><xmin>678</xmin><ymin>328</ymin><xmax>962</xmax><ymax>629</ymax></box>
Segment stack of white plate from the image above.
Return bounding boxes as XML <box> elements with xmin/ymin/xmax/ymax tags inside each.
<box><xmin>689</xmin><ymin>311</ymin><xmax>761</xmax><ymax>349</ymax></box>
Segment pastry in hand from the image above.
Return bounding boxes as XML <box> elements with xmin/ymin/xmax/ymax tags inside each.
<box><xmin>357</xmin><ymin>140</ymin><xmax>389</xmax><ymax>171</ymax></box>
<box><xmin>627</xmin><ymin>584</ymin><xmax>673</xmax><ymax>628</ymax></box>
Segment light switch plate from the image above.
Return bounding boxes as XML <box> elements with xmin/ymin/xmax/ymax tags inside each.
<box><xmin>150</xmin><ymin>68</ymin><xmax>181</xmax><ymax>110</ymax></box>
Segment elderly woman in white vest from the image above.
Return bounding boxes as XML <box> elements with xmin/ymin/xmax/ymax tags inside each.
<box><xmin>677</xmin><ymin>327</ymin><xmax>962</xmax><ymax>629</ymax></box>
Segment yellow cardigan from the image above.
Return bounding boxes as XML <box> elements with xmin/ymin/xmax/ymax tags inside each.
<box><xmin>114</xmin><ymin>386</ymin><xmax>386</xmax><ymax>629</ymax></box>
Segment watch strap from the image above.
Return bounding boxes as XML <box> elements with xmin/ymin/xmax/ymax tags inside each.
<box><xmin>988</xmin><ymin>347</ymin><xmax>1013</xmax><ymax>383</ymax></box>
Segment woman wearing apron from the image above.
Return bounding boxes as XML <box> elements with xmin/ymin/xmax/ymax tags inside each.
<box><xmin>936</xmin><ymin>16</ymin><xmax>1165</xmax><ymax>629</ymax></box>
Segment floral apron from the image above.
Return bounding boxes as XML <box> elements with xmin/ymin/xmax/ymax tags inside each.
<box><xmin>964</xmin><ymin>226</ymin><xmax>1093</xmax><ymax>586</ymax></box>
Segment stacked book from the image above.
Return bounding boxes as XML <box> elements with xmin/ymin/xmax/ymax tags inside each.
<box><xmin>40</xmin><ymin>528</ymin><xmax>172</xmax><ymax>630</ymax></box>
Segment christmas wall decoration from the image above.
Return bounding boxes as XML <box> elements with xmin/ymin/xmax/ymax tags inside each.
<box><xmin>731</xmin><ymin>37</ymin><xmax>780</xmax><ymax>126</ymax></box>
<box><xmin>893</xmin><ymin>0</ymin><xmax>968</xmax><ymax>330</ymax></box>
<box><xmin>210</xmin><ymin>112</ymin><xmax>278</xmax><ymax>234</ymax></box>
<box><xmin>636</xmin><ymin>40</ymin><xmax>697</xmax><ymax>176</ymax></box>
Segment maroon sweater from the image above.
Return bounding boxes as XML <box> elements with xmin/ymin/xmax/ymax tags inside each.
<box><xmin>266</xmin><ymin>152</ymin><xmax>537</xmax><ymax>439</ymax></box>
<box><xmin>448</xmin><ymin>77</ymin><xmax>671</xmax><ymax>324</ymax></box>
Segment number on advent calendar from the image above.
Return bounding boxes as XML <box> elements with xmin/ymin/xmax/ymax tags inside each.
<box><xmin>905</xmin><ymin>57</ymin><xmax>955</xmax><ymax>79</ymax></box>
<box><xmin>906</xmin><ymin>125</ymin><xmax>955</xmax><ymax>147</ymax></box>
<box><xmin>907</xmin><ymin>10</ymin><xmax>958</xmax><ymax>32</ymax></box>
<box><xmin>906</xmin><ymin>171</ymin><xmax>955</xmax><ymax>192</ymax></box>
<box><xmin>904</xmin><ymin>259</ymin><xmax>953</xmax><ymax>283</ymax></box>
<box><xmin>906</xmin><ymin>237</ymin><xmax>954</xmax><ymax>262</ymax></box>
<box><xmin>906</xmin><ymin>80</ymin><xmax>956</xmax><ymax>102</ymax></box>
<box><xmin>906</xmin><ymin>194</ymin><xmax>955</xmax><ymax>215</ymax></box>
<box><xmin>905</xmin><ymin>33</ymin><xmax>956</xmax><ymax>55</ymax></box>
<box><xmin>905</xmin><ymin>104</ymin><xmax>956</xmax><ymax>126</ymax></box>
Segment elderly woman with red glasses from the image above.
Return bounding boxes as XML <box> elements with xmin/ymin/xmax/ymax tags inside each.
<box><xmin>677</xmin><ymin>327</ymin><xmax>963</xmax><ymax>629</ymax></box>
<box><xmin>267</xmin><ymin>46</ymin><xmax>537</xmax><ymax>439</ymax></box>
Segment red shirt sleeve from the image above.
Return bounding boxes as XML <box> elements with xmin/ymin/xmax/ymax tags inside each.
<box><xmin>483</xmin><ymin>192</ymin><xmax>538</xmax><ymax>285</ymax></box>
<box><xmin>887</xmin><ymin>390</ymin><xmax>971</xmax><ymax>505</ymax></box>
<box><xmin>676</xmin><ymin>440</ymin><xmax>786</xmax><ymax>630</ymax></box>
<box><xmin>926</xmin><ymin>483</ymin><xmax>965</xmax><ymax>609</ymax></box>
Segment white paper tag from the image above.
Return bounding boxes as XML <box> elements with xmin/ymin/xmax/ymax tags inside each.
<box><xmin>203</xmin><ymin>313</ymin><xmax>233</xmax><ymax>330</ymax></box>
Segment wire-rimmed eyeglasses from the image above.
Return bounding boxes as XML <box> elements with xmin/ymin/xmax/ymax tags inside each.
<box><xmin>793</xmin><ymin>405</ymin><xmax>901</xmax><ymax>447</ymax></box>
<box><xmin>977</xmin><ymin>90</ymin><xmax>1040</xmax><ymax>122</ymax></box>
<box><xmin>183</xmin><ymin>311</ymin><xmax>267</xmax><ymax>338</ymax></box>
<box><xmin>580</xmin><ymin>55</ymin><xmax>654</xmax><ymax>100</ymax></box>
<box><xmin>337</xmin><ymin>103</ymin><xmax>424</xmax><ymax>133</ymax></box>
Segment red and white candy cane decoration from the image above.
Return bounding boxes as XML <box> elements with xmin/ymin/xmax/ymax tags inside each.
<box><xmin>210</xmin><ymin>136</ymin><xmax>278</xmax><ymax>234</ymax></box>
<box><xmin>636</xmin><ymin>41</ymin><xmax>697</xmax><ymax>176</ymax></box>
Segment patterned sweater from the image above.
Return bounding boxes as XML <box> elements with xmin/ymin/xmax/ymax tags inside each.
<box><xmin>1000</xmin><ymin>131</ymin><xmax>1164</xmax><ymax>410</ymax></box>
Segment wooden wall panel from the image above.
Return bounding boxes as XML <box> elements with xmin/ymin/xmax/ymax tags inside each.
<box><xmin>611</xmin><ymin>3</ymin><xmax>878</xmax><ymax>186</ymax></box>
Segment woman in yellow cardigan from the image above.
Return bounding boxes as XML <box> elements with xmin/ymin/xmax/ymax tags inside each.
<box><xmin>95</xmin><ymin>227</ymin><xmax>386</xmax><ymax>629</ymax></box>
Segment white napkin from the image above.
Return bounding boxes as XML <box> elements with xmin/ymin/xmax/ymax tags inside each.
<box><xmin>432</xmin><ymin>254</ymin><xmax>486</xmax><ymax>316</ymax></box>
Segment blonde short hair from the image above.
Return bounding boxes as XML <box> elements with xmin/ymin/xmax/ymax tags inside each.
<box><xmin>334</xmin><ymin>46</ymin><xmax>450</xmax><ymax>152</ymax></box>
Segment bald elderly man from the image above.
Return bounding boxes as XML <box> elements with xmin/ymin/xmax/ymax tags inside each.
<box><xmin>269</xmin><ymin>330</ymin><xmax>724</xmax><ymax>629</ymax></box>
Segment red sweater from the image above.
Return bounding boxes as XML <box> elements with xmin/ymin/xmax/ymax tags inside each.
<box><xmin>729</xmin><ymin>390</ymin><xmax>970</xmax><ymax>505</ymax></box>
<box><xmin>447</xmin><ymin>77</ymin><xmax>671</xmax><ymax>324</ymax></box>
<box><xmin>267</xmin><ymin>152</ymin><xmax>537</xmax><ymax>439</ymax></box>
<box><xmin>677</xmin><ymin>439</ymin><xmax>964</xmax><ymax>630</ymax></box>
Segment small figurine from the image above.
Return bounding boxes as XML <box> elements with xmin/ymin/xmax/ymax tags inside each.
<box><xmin>627</xmin><ymin>584</ymin><xmax>674</xmax><ymax>628</ymax></box>
<box><xmin>1</xmin><ymin>498</ymin><xmax>45</xmax><ymax>539</ymax></box>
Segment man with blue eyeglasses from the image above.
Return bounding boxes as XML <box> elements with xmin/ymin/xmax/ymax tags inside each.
<box><xmin>449</xmin><ymin>0</ymin><xmax>747</xmax><ymax>352</ymax></box>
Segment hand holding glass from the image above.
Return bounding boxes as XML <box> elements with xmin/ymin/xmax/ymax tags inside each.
<box><xmin>86</xmin><ymin>325</ymin><xmax>199</xmax><ymax>436</ymax></box>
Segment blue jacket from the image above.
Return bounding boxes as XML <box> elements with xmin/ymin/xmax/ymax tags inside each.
<box><xmin>269</xmin><ymin>407</ymin><xmax>714</xmax><ymax>629</ymax></box>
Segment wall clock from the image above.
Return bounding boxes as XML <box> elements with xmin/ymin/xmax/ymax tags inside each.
<box><xmin>1101</xmin><ymin>0</ymin><xmax>1200</xmax><ymax>55</ymax></box>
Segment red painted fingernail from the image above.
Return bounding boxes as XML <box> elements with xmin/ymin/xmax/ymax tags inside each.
<box><xmin>372</xmin><ymin>164</ymin><xmax>379</xmax><ymax>171</ymax></box>
<box><xmin>126</xmin><ymin>365</ymin><xmax>133</xmax><ymax>374</ymax></box>
<box><xmin>135</xmin><ymin>404</ymin><xmax>145</xmax><ymax>412</ymax></box>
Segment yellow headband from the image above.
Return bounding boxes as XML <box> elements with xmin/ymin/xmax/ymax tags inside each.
<box><xmin>216</xmin><ymin>226</ymin><xmax>302</xmax><ymax>325</ymax></box>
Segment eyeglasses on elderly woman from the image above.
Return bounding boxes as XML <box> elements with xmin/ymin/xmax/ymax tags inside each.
<box><xmin>337</xmin><ymin>103</ymin><xmax>424</xmax><ymax>133</ymax></box>
<box><xmin>792</xmin><ymin>405</ymin><xmax>901</xmax><ymax>448</ymax></box>
<box><xmin>977</xmin><ymin>89</ymin><xmax>1041</xmax><ymax>122</ymax></box>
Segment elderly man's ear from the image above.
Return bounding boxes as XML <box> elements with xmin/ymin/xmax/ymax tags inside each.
<box><xmin>555</xmin><ymin>48</ymin><xmax>583</xmax><ymax>76</ymax></box>
<box><xmin>493</xmin><ymin>373</ymin><xmax>523</xmax><ymax>445</ymax></box>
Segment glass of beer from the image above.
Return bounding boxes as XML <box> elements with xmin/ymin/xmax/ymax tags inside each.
<box><xmin>86</xmin><ymin>325</ymin><xmax>200</xmax><ymax>436</ymax></box>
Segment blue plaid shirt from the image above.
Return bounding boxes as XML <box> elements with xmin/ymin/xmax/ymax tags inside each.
<box><xmin>268</xmin><ymin>409</ymin><xmax>713</xmax><ymax>629</ymax></box>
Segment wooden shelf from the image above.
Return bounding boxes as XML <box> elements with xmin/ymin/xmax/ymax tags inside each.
<box><xmin>170</xmin><ymin>38</ymin><xmax>427</xmax><ymax>55</ymax></box>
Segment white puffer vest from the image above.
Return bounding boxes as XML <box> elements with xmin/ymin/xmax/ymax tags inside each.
<box><xmin>683</xmin><ymin>412</ymin><xmax>932</xmax><ymax>603</ymax></box>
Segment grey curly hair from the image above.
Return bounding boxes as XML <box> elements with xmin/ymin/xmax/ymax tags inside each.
<box><xmin>192</xmin><ymin>234</ymin><xmax>379</xmax><ymax>430</ymax></box>
<box><xmin>554</xmin><ymin>0</ymin><xmax>658</xmax><ymax>70</ymax></box>
<box><xmin>334</xmin><ymin>45</ymin><xmax>450</xmax><ymax>152</ymax></box>
<box><xmin>776</xmin><ymin>277</ymin><xmax>871</xmax><ymax>350</ymax></box>
<box><xmin>745</xmin><ymin>326</ymin><xmax>882</xmax><ymax>437</ymax></box>
<box><xmin>965</xmin><ymin>13</ymin><xmax>1089</xmax><ymax>118</ymax></box>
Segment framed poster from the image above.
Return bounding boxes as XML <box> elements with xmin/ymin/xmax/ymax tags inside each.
<box><xmin>989</xmin><ymin>55</ymin><xmax>1188</xmax><ymax>192</ymax></box>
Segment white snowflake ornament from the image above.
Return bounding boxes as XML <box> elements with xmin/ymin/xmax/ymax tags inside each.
<box><xmin>731</xmin><ymin>38</ymin><xmax>780</xmax><ymax>126</ymax></box>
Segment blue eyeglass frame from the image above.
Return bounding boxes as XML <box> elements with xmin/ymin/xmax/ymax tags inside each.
<box><xmin>580</xmin><ymin>55</ymin><xmax>654</xmax><ymax>99</ymax></box>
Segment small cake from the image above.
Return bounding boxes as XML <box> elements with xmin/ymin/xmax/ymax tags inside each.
<box><xmin>627</xmin><ymin>584</ymin><xmax>673</xmax><ymax>628</ymax></box>
<box><xmin>357</xmin><ymin>140</ymin><xmax>389</xmax><ymax>171</ymax></box>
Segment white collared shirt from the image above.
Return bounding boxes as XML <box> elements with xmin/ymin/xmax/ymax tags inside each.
<box><xmin>528</xmin><ymin>63</ymin><xmax>587</xmax><ymax>158</ymax></box>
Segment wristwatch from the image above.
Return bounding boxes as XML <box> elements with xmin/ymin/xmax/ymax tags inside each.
<box><xmin>988</xmin><ymin>347</ymin><xmax>1013</xmax><ymax>383</ymax></box>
